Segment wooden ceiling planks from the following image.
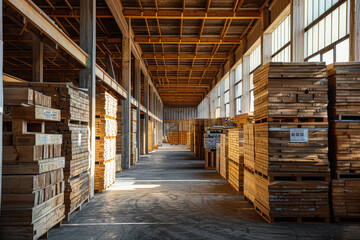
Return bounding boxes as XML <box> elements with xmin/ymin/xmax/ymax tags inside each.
<box><xmin>120</xmin><ymin>0</ymin><xmax>266</xmax><ymax>106</ymax></box>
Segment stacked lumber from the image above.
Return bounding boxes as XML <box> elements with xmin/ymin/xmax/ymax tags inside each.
<box><xmin>254</xmin><ymin>62</ymin><xmax>328</xmax><ymax>121</ymax></box>
<box><xmin>116</xmin><ymin>105</ymin><xmax>122</xmax><ymax>172</ymax></box>
<box><xmin>227</xmin><ymin>128</ymin><xmax>244</xmax><ymax>193</ymax></box>
<box><xmin>232</xmin><ymin>113</ymin><xmax>254</xmax><ymax>128</ymax></box>
<box><xmin>253</xmin><ymin>62</ymin><xmax>330</xmax><ymax>223</ymax></box>
<box><xmin>244</xmin><ymin>124</ymin><xmax>255</xmax><ymax>203</ymax></box>
<box><xmin>188</xmin><ymin>119</ymin><xmax>195</xmax><ymax>151</ymax></box>
<box><xmin>4</xmin><ymin>81</ymin><xmax>90</xmax><ymax>222</ymax></box>
<box><xmin>332</xmin><ymin>179</ymin><xmax>360</xmax><ymax>222</ymax></box>
<box><xmin>179</xmin><ymin>132</ymin><xmax>187</xmax><ymax>145</ymax></box>
<box><xmin>328</xmin><ymin>63</ymin><xmax>360</xmax><ymax>222</ymax></box>
<box><xmin>131</xmin><ymin>108</ymin><xmax>138</xmax><ymax>165</ymax></box>
<box><xmin>219</xmin><ymin>134</ymin><xmax>229</xmax><ymax>179</ymax></box>
<box><xmin>149</xmin><ymin>120</ymin><xmax>153</xmax><ymax>152</ymax></box>
<box><xmin>205</xmin><ymin>149</ymin><xmax>216</xmax><ymax>169</ymax></box>
<box><xmin>170</xmin><ymin>132</ymin><xmax>179</xmax><ymax>145</ymax></box>
<box><xmin>194</xmin><ymin>119</ymin><xmax>205</xmax><ymax>159</ymax></box>
<box><xmin>216</xmin><ymin>143</ymin><xmax>221</xmax><ymax>173</ymax></box>
<box><xmin>95</xmin><ymin>92</ymin><xmax>117</xmax><ymax>193</ymax></box>
<box><xmin>1</xmin><ymin>87</ymin><xmax>65</xmax><ymax>239</ymax></box>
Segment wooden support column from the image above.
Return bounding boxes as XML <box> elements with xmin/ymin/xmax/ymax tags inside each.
<box><xmin>0</xmin><ymin>0</ymin><xmax>3</xmax><ymax>208</ymax></box>
<box><xmin>134</xmin><ymin>59</ymin><xmax>141</xmax><ymax>160</ymax></box>
<box><xmin>291</xmin><ymin>0</ymin><xmax>304</xmax><ymax>61</ymax></box>
<box><xmin>121</xmin><ymin>29</ymin><xmax>131</xmax><ymax>169</ymax></box>
<box><xmin>79</xmin><ymin>0</ymin><xmax>96</xmax><ymax>198</ymax></box>
<box><xmin>350</xmin><ymin>0</ymin><xmax>360</xmax><ymax>61</ymax></box>
<box><xmin>144</xmin><ymin>76</ymin><xmax>149</xmax><ymax>153</ymax></box>
<box><xmin>32</xmin><ymin>34</ymin><xmax>43</xmax><ymax>82</ymax></box>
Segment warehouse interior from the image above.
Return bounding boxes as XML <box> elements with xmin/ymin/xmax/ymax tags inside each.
<box><xmin>1</xmin><ymin>0</ymin><xmax>360</xmax><ymax>239</ymax></box>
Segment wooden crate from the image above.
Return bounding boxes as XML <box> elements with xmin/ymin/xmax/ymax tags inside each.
<box><xmin>228</xmin><ymin>128</ymin><xmax>244</xmax><ymax>165</ymax></box>
<box><xmin>170</xmin><ymin>132</ymin><xmax>179</xmax><ymax>145</ymax></box>
<box><xmin>253</xmin><ymin>62</ymin><xmax>328</xmax><ymax>122</ymax></box>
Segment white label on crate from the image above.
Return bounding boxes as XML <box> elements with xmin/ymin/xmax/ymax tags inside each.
<box><xmin>78</xmin><ymin>131</ymin><xmax>82</xmax><ymax>147</ymax></box>
<box><xmin>290</xmin><ymin>128</ymin><xmax>308</xmax><ymax>143</ymax></box>
<box><xmin>43</xmin><ymin>109</ymin><xmax>58</xmax><ymax>120</ymax></box>
<box><xmin>41</xmin><ymin>135</ymin><xmax>48</xmax><ymax>145</ymax></box>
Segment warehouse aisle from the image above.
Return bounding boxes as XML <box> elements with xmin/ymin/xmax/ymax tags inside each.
<box><xmin>49</xmin><ymin>145</ymin><xmax>360</xmax><ymax>240</ymax></box>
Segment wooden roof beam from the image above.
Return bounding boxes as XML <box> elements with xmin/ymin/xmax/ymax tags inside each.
<box><xmin>135</xmin><ymin>36</ymin><xmax>241</xmax><ymax>44</ymax></box>
<box><xmin>123</xmin><ymin>9</ymin><xmax>261</xmax><ymax>19</ymax></box>
<box><xmin>142</xmin><ymin>53</ymin><xmax>228</xmax><ymax>59</ymax></box>
<box><xmin>148</xmin><ymin>66</ymin><xmax>219</xmax><ymax>71</ymax></box>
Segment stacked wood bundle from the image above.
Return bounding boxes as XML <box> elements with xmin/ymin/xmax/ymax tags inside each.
<box><xmin>244</xmin><ymin>124</ymin><xmax>255</xmax><ymax>203</ymax></box>
<box><xmin>95</xmin><ymin>92</ymin><xmax>117</xmax><ymax>193</ymax></box>
<box><xmin>216</xmin><ymin>143</ymin><xmax>220</xmax><ymax>173</ymax></box>
<box><xmin>131</xmin><ymin>108</ymin><xmax>138</xmax><ymax>165</ymax></box>
<box><xmin>1</xmin><ymin>87</ymin><xmax>65</xmax><ymax>239</ymax></box>
<box><xmin>253</xmin><ymin>62</ymin><xmax>330</xmax><ymax>223</ymax></box>
<box><xmin>219</xmin><ymin>134</ymin><xmax>229</xmax><ymax>179</ymax></box>
<box><xmin>332</xmin><ymin>179</ymin><xmax>360</xmax><ymax>222</ymax></box>
<box><xmin>188</xmin><ymin>118</ymin><xmax>195</xmax><ymax>151</ymax></box>
<box><xmin>170</xmin><ymin>132</ymin><xmax>179</xmax><ymax>145</ymax></box>
<box><xmin>254</xmin><ymin>62</ymin><xmax>328</xmax><ymax>121</ymax></box>
<box><xmin>179</xmin><ymin>132</ymin><xmax>187</xmax><ymax>145</ymax></box>
<box><xmin>194</xmin><ymin>119</ymin><xmax>205</xmax><ymax>159</ymax></box>
<box><xmin>148</xmin><ymin>120</ymin><xmax>153</xmax><ymax>152</ymax></box>
<box><xmin>232</xmin><ymin>113</ymin><xmax>254</xmax><ymax>128</ymax></box>
<box><xmin>227</xmin><ymin>128</ymin><xmax>244</xmax><ymax>193</ymax></box>
<box><xmin>328</xmin><ymin>63</ymin><xmax>360</xmax><ymax>222</ymax></box>
<box><xmin>116</xmin><ymin>105</ymin><xmax>122</xmax><ymax>172</ymax></box>
<box><xmin>4</xmin><ymin>81</ymin><xmax>90</xmax><ymax>222</ymax></box>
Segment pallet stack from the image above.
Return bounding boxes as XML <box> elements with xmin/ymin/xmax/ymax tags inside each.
<box><xmin>4</xmin><ymin>81</ymin><xmax>91</xmax><ymax>222</ymax></box>
<box><xmin>131</xmin><ymin>108</ymin><xmax>138</xmax><ymax>165</ymax></box>
<box><xmin>1</xmin><ymin>87</ymin><xmax>65</xmax><ymax>239</ymax></box>
<box><xmin>194</xmin><ymin>119</ymin><xmax>205</xmax><ymax>159</ymax></box>
<box><xmin>227</xmin><ymin>128</ymin><xmax>244</xmax><ymax>193</ymax></box>
<box><xmin>253</xmin><ymin>62</ymin><xmax>330</xmax><ymax>223</ymax></box>
<box><xmin>244</xmin><ymin>124</ymin><xmax>256</xmax><ymax>204</ymax></box>
<box><xmin>95</xmin><ymin>92</ymin><xmax>117</xmax><ymax>193</ymax></box>
<box><xmin>219</xmin><ymin>133</ymin><xmax>229</xmax><ymax>179</ymax></box>
<box><xmin>116</xmin><ymin>105</ymin><xmax>122</xmax><ymax>172</ymax></box>
<box><xmin>188</xmin><ymin>118</ymin><xmax>195</xmax><ymax>151</ymax></box>
<box><xmin>179</xmin><ymin>132</ymin><xmax>187</xmax><ymax>145</ymax></box>
<box><xmin>328</xmin><ymin>63</ymin><xmax>360</xmax><ymax>222</ymax></box>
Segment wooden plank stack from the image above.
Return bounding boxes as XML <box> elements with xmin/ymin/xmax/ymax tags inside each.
<box><xmin>170</xmin><ymin>132</ymin><xmax>179</xmax><ymax>145</ymax></box>
<box><xmin>95</xmin><ymin>92</ymin><xmax>117</xmax><ymax>193</ymax></box>
<box><xmin>3</xmin><ymin>81</ymin><xmax>90</xmax><ymax>222</ymax></box>
<box><xmin>1</xmin><ymin>87</ymin><xmax>65</xmax><ymax>239</ymax></box>
<box><xmin>116</xmin><ymin>105</ymin><xmax>122</xmax><ymax>172</ymax></box>
<box><xmin>179</xmin><ymin>132</ymin><xmax>187</xmax><ymax>145</ymax></box>
<box><xmin>328</xmin><ymin>62</ymin><xmax>360</xmax><ymax>222</ymax></box>
<box><xmin>219</xmin><ymin>134</ymin><xmax>229</xmax><ymax>179</ymax></box>
<box><xmin>244</xmin><ymin>124</ymin><xmax>255</xmax><ymax>204</ymax></box>
<box><xmin>131</xmin><ymin>108</ymin><xmax>138</xmax><ymax>165</ymax></box>
<box><xmin>227</xmin><ymin>128</ymin><xmax>244</xmax><ymax>193</ymax></box>
<box><xmin>252</xmin><ymin>62</ymin><xmax>330</xmax><ymax>223</ymax></box>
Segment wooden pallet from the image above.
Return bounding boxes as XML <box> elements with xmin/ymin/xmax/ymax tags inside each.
<box><xmin>205</xmin><ymin>149</ymin><xmax>216</xmax><ymax>169</ymax></box>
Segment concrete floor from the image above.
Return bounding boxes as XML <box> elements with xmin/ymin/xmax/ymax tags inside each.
<box><xmin>49</xmin><ymin>144</ymin><xmax>360</xmax><ymax>240</ymax></box>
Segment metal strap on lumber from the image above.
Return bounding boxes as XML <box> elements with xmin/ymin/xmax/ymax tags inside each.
<box><xmin>5</xmin><ymin>0</ymin><xmax>88</xmax><ymax>67</ymax></box>
<box><xmin>95</xmin><ymin>64</ymin><xmax>127</xmax><ymax>99</ymax></box>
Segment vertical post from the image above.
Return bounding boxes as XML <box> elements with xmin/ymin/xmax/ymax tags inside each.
<box><xmin>79</xmin><ymin>0</ymin><xmax>96</xmax><ymax>198</ymax></box>
<box><xmin>220</xmin><ymin>80</ymin><xmax>225</xmax><ymax>117</ymax></box>
<box><xmin>350</xmin><ymin>0</ymin><xmax>360</xmax><ymax>61</ymax></box>
<box><xmin>32</xmin><ymin>34</ymin><xmax>43</xmax><ymax>82</ymax></box>
<box><xmin>144</xmin><ymin>76</ymin><xmax>149</xmax><ymax>153</ymax></box>
<box><xmin>134</xmin><ymin>59</ymin><xmax>141</xmax><ymax>160</ymax></box>
<box><xmin>291</xmin><ymin>0</ymin><xmax>304</xmax><ymax>61</ymax></box>
<box><xmin>229</xmin><ymin>70</ymin><xmax>236</xmax><ymax>117</ymax></box>
<box><xmin>121</xmin><ymin>22</ymin><xmax>131</xmax><ymax>169</ymax></box>
<box><xmin>0</xmin><ymin>0</ymin><xmax>3</xmax><ymax>208</ymax></box>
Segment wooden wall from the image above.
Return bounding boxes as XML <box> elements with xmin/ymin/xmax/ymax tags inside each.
<box><xmin>164</xmin><ymin>107</ymin><xmax>197</xmax><ymax>120</ymax></box>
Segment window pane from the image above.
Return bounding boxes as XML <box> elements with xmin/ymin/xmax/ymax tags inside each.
<box><xmin>319</xmin><ymin>19</ymin><xmax>325</xmax><ymax>49</ymax></box>
<box><xmin>332</xmin><ymin>8</ymin><xmax>339</xmax><ymax>43</ymax></box>
<box><xmin>235</xmin><ymin>64</ymin><xmax>242</xmax><ymax>83</ymax></box>
<box><xmin>325</xmin><ymin>14</ymin><xmax>332</xmax><ymax>46</ymax></box>
<box><xmin>224</xmin><ymin>77</ymin><xmax>229</xmax><ymax>91</ymax></box>
<box><xmin>336</xmin><ymin>38</ymin><xmax>349</xmax><ymax>62</ymax></box>
<box><xmin>322</xmin><ymin>49</ymin><xmax>334</xmax><ymax>65</ymax></box>
<box><xmin>225</xmin><ymin>91</ymin><xmax>229</xmax><ymax>103</ymax></box>
<box><xmin>250</xmin><ymin>74</ymin><xmax>254</xmax><ymax>90</ymax></box>
<box><xmin>339</xmin><ymin>2</ymin><xmax>347</xmax><ymax>38</ymax></box>
<box><xmin>236</xmin><ymin>97</ymin><xmax>242</xmax><ymax>115</ymax></box>
<box><xmin>313</xmin><ymin>24</ymin><xmax>319</xmax><ymax>53</ymax></box>
<box><xmin>308</xmin><ymin>54</ymin><xmax>321</xmax><ymax>62</ymax></box>
<box><xmin>308</xmin><ymin>28</ymin><xmax>313</xmax><ymax>56</ymax></box>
